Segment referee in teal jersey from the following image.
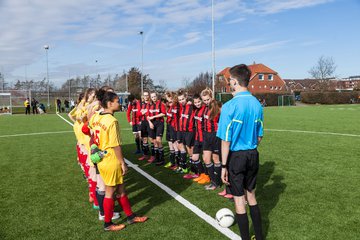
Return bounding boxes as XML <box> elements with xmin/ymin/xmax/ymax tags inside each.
<box><xmin>217</xmin><ymin>64</ymin><xmax>264</xmax><ymax>240</ymax></box>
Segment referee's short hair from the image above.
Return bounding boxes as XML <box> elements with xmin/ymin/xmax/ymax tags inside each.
<box><xmin>229</xmin><ymin>64</ymin><xmax>252</xmax><ymax>87</ymax></box>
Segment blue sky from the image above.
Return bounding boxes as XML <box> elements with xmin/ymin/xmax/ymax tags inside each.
<box><xmin>1</xmin><ymin>0</ymin><xmax>359</xmax><ymax>89</ymax></box>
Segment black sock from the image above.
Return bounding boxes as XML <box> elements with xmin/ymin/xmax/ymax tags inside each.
<box><xmin>159</xmin><ymin>147</ymin><xmax>164</xmax><ymax>162</ymax></box>
<box><xmin>236</xmin><ymin>213</ymin><xmax>250</xmax><ymax>240</ymax></box>
<box><xmin>194</xmin><ymin>160</ymin><xmax>205</xmax><ymax>174</ymax></box>
<box><xmin>154</xmin><ymin>147</ymin><xmax>159</xmax><ymax>161</ymax></box>
<box><xmin>205</xmin><ymin>163</ymin><xmax>216</xmax><ymax>185</ymax></box>
<box><xmin>151</xmin><ymin>144</ymin><xmax>155</xmax><ymax>156</ymax></box>
<box><xmin>169</xmin><ymin>150</ymin><xmax>175</xmax><ymax>165</ymax></box>
<box><xmin>135</xmin><ymin>138</ymin><xmax>141</xmax><ymax>151</ymax></box>
<box><xmin>144</xmin><ymin>143</ymin><xmax>149</xmax><ymax>156</ymax></box>
<box><xmin>250</xmin><ymin>205</ymin><xmax>263</xmax><ymax>240</ymax></box>
<box><xmin>175</xmin><ymin>151</ymin><xmax>180</xmax><ymax>165</ymax></box>
<box><xmin>96</xmin><ymin>189</ymin><xmax>105</xmax><ymax>216</ymax></box>
<box><xmin>104</xmin><ymin>221</ymin><xmax>113</xmax><ymax>228</ymax></box>
<box><xmin>214</xmin><ymin>163</ymin><xmax>222</xmax><ymax>186</ymax></box>
<box><xmin>180</xmin><ymin>151</ymin><xmax>187</xmax><ymax>169</ymax></box>
<box><xmin>189</xmin><ymin>158</ymin><xmax>197</xmax><ymax>174</ymax></box>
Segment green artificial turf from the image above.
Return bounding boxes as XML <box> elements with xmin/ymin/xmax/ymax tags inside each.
<box><xmin>0</xmin><ymin>104</ymin><xmax>359</xmax><ymax>239</ymax></box>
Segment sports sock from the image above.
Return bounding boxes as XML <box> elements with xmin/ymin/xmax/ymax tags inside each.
<box><xmin>214</xmin><ymin>163</ymin><xmax>222</xmax><ymax>186</ymax></box>
<box><xmin>189</xmin><ymin>158</ymin><xmax>197</xmax><ymax>174</ymax></box>
<box><xmin>180</xmin><ymin>151</ymin><xmax>187</xmax><ymax>169</ymax></box>
<box><xmin>194</xmin><ymin>160</ymin><xmax>205</xmax><ymax>174</ymax></box>
<box><xmin>159</xmin><ymin>147</ymin><xmax>164</xmax><ymax>162</ymax></box>
<box><xmin>96</xmin><ymin>189</ymin><xmax>105</xmax><ymax>216</ymax></box>
<box><xmin>90</xmin><ymin>180</ymin><xmax>99</xmax><ymax>206</ymax></box>
<box><xmin>175</xmin><ymin>151</ymin><xmax>180</xmax><ymax>165</ymax></box>
<box><xmin>117</xmin><ymin>195</ymin><xmax>133</xmax><ymax>217</ymax></box>
<box><xmin>154</xmin><ymin>147</ymin><xmax>159</xmax><ymax>161</ymax></box>
<box><xmin>169</xmin><ymin>150</ymin><xmax>175</xmax><ymax>165</ymax></box>
<box><xmin>249</xmin><ymin>205</ymin><xmax>263</xmax><ymax>240</ymax></box>
<box><xmin>151</xmin><ymin>144</ymin><xmax>155</xmax><ymax>156</ymax></box>
<box><xmin>103</xmin><ymin>197</ymin><xmax>114</xmax><ymax>223</ymax></box>
<box><xmin>135</xmin><ymin>137</ymin><xmax>141</xmax><ymax>151</ymax></box>
<box><xmin>143</xmin><ymin>142</ymin><xmax>149</xmax><ymax>156</ymax></box>
<box><xmin>236</xmin><ymin>213</ymin><xmax>250</xmax><ymax>240</ymax></box>
<box><xmin>205</xmin><ymin>163</ymin><xmax>216</xmax><ymax>185</ymax></box>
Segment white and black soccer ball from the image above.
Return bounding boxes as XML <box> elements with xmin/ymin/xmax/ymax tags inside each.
<box><xmin>215</xmin><ymin>208</ymin><xmax>235</xmax><ymax>228</ymax></box>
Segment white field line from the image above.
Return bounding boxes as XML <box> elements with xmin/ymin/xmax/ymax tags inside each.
<box><xmin>0</xmin><ymin>130</ymin><xmax>73</xmax><ymax>138</ymax></box>
<box><xmin>265</xmin><ymin>128</ymin><xmax>360</xmax><ymax>137</ymax></box>
<box><xmin>56</xmin><ymin>113</ymin><xmax>241</xmax><ymax>240</ymax></box>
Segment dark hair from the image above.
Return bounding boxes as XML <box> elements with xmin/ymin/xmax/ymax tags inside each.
<box><xmin>229</xmin><ymin>64</ymin><xmax>252</xmax><ymax>87</ymax></box>
<box><xmin>101</xmin><ymin>92</ymin><xmax>118</xmax><ymax>109</ymax></box>
<box><xmin>193</xmin><ymin>93</ymin><xmax>201</xmax><ymax>100</ymax></box>
<box><xmin>77</xmin><ymin>93</ymin><xmax>84</xmax><ymax>104</ymax></box>
<box><xmin>128</xmin><ymin>94</ymin><xmax>135</xmax><ymax>103</ymax></box>
<box><xmin>96</xmin><ymin>86</ymin><xmax>114</xmax><ymax>102</ymax></box>
<box><xmin>177</xmin><ymin>89</ymin><xmax>188</xmax><ymax>99</ymax></box>
<box><xmin>84</xmin><ymin>88</ymin><xmax>96</xmax><ymax>102</ymax></box>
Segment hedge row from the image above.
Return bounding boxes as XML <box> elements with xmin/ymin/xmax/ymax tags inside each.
<box><xmin>216</xmin><ymin>92</ymin><xmax>294</xmax><ymax>106</ymax></box>
<box><xmin>300</xmin><ymin>91</ymin><xmax>360</xmax><ymax>104</ymax></box>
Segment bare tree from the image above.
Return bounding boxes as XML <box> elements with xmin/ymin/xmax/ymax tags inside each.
<box><xmin>309</xmin><ymin>55</ymin><xmax>336</xmax><ymax>80</ymax></box>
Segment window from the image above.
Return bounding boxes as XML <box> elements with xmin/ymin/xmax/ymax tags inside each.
<box><xmin>258</xmin><ymin>74</ymin><xmax>264</xmax><ymax>81</ymax></box>
<box><xmin>264</xmin><ymin>85</ymin><xmax>267</xmax><ymax>88</ymax></box>
<box><xmin>270</xmin><ymin>86</ymin><xmax>273</xmax><ymax>90</ymax></box>
<box><xmin>268</xmin><ymin>74</ymin><xmax>273</xmax><ymax>81</ymax></box>
<box><xmin>251</xmin><ymin>85</ymin><xmax>254</xmax><ymax>89</ymax></box>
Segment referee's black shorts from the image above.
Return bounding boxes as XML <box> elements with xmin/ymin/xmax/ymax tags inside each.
<box><xmin>228</xmin><ymin>149</ymin><xmax>259</xmax><ymax>197</ymax></box>
<box><xmin>166</xmin><ymin>124</ymin><xmax>177</xmax><ymax>143</ymax></box>
<box><xmin>149</xmin><ymin>120</ymin><xmax>164</xmax><ymax>139</ymax></box>
<box><xmin>202</xmin><ymin>132</ymin><xmax>221</xmax><ymax>154</ymax></box>
<box><xmin>177</xmin><ymin>131</ymin><xmax>194</xmax><ymax>147</ymax></box>
<box><xmin>140</xmin><ymin>121</ymin><xmax>149</xmax><ymax>138</ymax></box>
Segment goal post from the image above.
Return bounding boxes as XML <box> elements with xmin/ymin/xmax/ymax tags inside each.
<box><xmin>278</xmin><ymin>95</ymin><xmax>295</xmax><ymax>107</ymax></box>
<box><xmin>0</xmin><ymin>93</ymin><xmax>12</xmax><ymax>115</ymax></box>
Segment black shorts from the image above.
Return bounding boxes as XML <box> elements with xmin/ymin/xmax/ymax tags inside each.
<box><xmin>166</xmin><ymin>124</ymin><xmax>177</xmax><ymax>143</ymax></box>
<box><xmin>202</xmin><ymin>132</ymin><xmax>221</xmax><ymax>154</ymax></box>
<box><xmin>193</xmin><ymin>141</ymin><xmax>203</xmax><ymax>154</ymax></box>
<box><xmin>141</xmin><ymin>121</ymin><xmax>149</xmax><ymax>138</ymax></box>
<box><xmin>149</xmin><ymin>121</ymin><xmax>164</xmax><ymax>139</ymax></box>
<box><xmin>132</xmin><ymin>124</ymin><xmax>141</xmax><ymax>133</ymax></box>
<box><xmin>177</xmin><ymin>131</ymin><xmax>194</xmax><ymax>147</ymax></box>
<box><xmin>228</xmin><ymin>149</ymin><xmax>259</xmax><ymax>197</ymax></box>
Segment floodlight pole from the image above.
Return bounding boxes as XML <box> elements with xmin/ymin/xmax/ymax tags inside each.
<box><xmin>139</xmin><ymin>31</ymin><xmax>144</xmax><ymax>96</ymax></box>
<box><xmin>211</xmin><ymin>0</ymin><xmax>216</xmax><ymax>98</ymax></box>
<box><xmin>44</xmin><ymin>45</ymin><xmax>50</xmax><ymax>107</ymax></box>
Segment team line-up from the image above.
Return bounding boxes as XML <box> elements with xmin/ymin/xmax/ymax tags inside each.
<box><xmin>67</xmin><ymin>64</ymin><xmax>264</xmax><ymax>240</ymax></box>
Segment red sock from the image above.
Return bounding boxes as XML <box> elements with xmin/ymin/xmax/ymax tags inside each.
<box><xmin>90</xmin><ymin>180</ymin><xmax>98</xmax><ymax>206</ymax></box>
<box><xmin>117</xmin><ymin>195</ymin><xmax>133</xmax><ymax>217</ymax></box>
<box><xmin>103</xmin><ymin>197</ymin><xmax>114</xmax><ymax>223</ymax></box>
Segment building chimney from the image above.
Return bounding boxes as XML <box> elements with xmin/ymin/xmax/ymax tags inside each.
<box><xmin>253</xmin><ymin>61</ymin><xmax>256</xmax><ymax>65</ymax></box>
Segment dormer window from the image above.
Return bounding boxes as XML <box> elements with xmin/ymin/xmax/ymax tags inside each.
<box><xmin>268</xmin><ymin>74</ymin><xmax>273</xmax><ymax>81</ymax></box>
<box><xmin>258</xmin><ymin>74</ymin><xmax>264</xmax><ymax>81</ymax></box>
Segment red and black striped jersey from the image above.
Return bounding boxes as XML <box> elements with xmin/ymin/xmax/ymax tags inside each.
<box><xmin>194</xmin><ymin>104</ymin><xmax>206</xmax><ymax>142</ymax></box>
<box><xmin>126</xmin><ymin>100</ymin><xmax>141</xmax><ymax>125</ymax></box>
<box><xmin>140</xmin><ymin>101</ymin><xmax>151</xmax><ymax>121</ymax></box>
<box><xmin>203</xmin><ymin>106</ymin><xmax>220</xmax><ymax>133</ymax></box>
<box><xmin>166</xmin><ymin>103</ymin><xmax>180</xmax><ymax>131</ymax></box>
<box><xmin>149</xmin><ymin>100</ymin><xmax>166</xmax><ymax>122</ymax></box>
<box><xmin>179</xmin><ymin>103</ymin><xmax>195</xmax><ymax>132</ymax></box>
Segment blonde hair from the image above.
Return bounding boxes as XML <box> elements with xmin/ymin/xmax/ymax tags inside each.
<box><xmin>201</xmin><ymin>88</ymin><xmax>220</xmax><ymax>120</ymax></box>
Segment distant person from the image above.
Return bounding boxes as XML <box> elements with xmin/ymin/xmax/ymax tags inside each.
<box><xmin>31</xmin><ymin>98</ymin><xmax>38</xmax><ymax>114</ymax></box>
<box><xmin>64</xmin><ymin>99</ymin><xmax>70</xmax><ymax>112</ymax></box>
<box><xmin>24</xmin><ymin>98</ymin><xmax>30</xmax><ymax>115</ymax></box>
<box><xmin>39</xmin><ymin>103</ymin><xmax>46</xmax><ymax>113</ymax></box>
<box><xmin>217</xmin><ymin>64</ymin><xmax>264</xmax><ymax>240</ymax></box>
<box><xmin>56</xmin><ymin>98</ymin><xmax>61</xmax><ymax>113</ymax></box>
<box><xmin>70</xmin><ymin>99</ymin><xmax>75</xmax><ymax>110</ymax></box>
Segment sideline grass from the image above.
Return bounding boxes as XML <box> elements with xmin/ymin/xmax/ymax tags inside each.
<box><xmin>0</xmin><ymin>104</ymin><xmax>359</xmax><ymax>239</ymax></box>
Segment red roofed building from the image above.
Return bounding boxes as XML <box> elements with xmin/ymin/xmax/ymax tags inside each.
<box><xmin>217</xmin><ymin>63</ymin><xmax>286</xmax><ymax>94</ymax></box>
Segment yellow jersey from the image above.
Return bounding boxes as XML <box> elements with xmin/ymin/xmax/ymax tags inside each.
<box><xmin>89</xmin><ymin>112</ymin><xmax>123</xmax><ymax>186</ymax></box>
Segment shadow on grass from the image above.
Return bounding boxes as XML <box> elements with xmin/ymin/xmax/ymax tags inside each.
<box><xmin>256</xmin><ymin>161</ymin><xmax>286</xmax><ymax>238</ymax></box>
<box><xmin>116</xmin><ymin>143</ymin><xmax>193</xmax><ymax>218</ymax></box>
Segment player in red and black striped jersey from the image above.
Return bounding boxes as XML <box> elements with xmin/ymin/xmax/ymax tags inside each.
<box><xmin>138</xmin><ymin>91</ymin><xmax>151</xmax><ymax>161</ymax></box>
<box><xmin>164</xmin><ymin>91</ymin><xmax>180</xmax><ymax>169</ymax></box>
<box><xmin>147</xmin><ymin>92</ymin><xmax>166</xmax><ymax>165</ymax></box>
<box><xmin>176</xmin><ymin>89</ymin><xmax>195</xmax><ymax>174</ymax></box>
<box><xmin>190</xmin><ymin>94</ymin><xmax>212</xmax><ymax>183</ymax></box>
<box><xmin>201</xmin><ymin>88</ymin><xmax>222</xmax><ymax>190</ymax></box>
<box><xmin>126</xmin><ymin>94</ymin><xmax>142</xmax><ymax>154</ymax></box>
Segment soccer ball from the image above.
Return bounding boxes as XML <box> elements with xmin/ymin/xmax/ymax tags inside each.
<box><xmin>215</xmin><ymin>208</ymin><xmax>235</xmax><ymax>228</ymax></box>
